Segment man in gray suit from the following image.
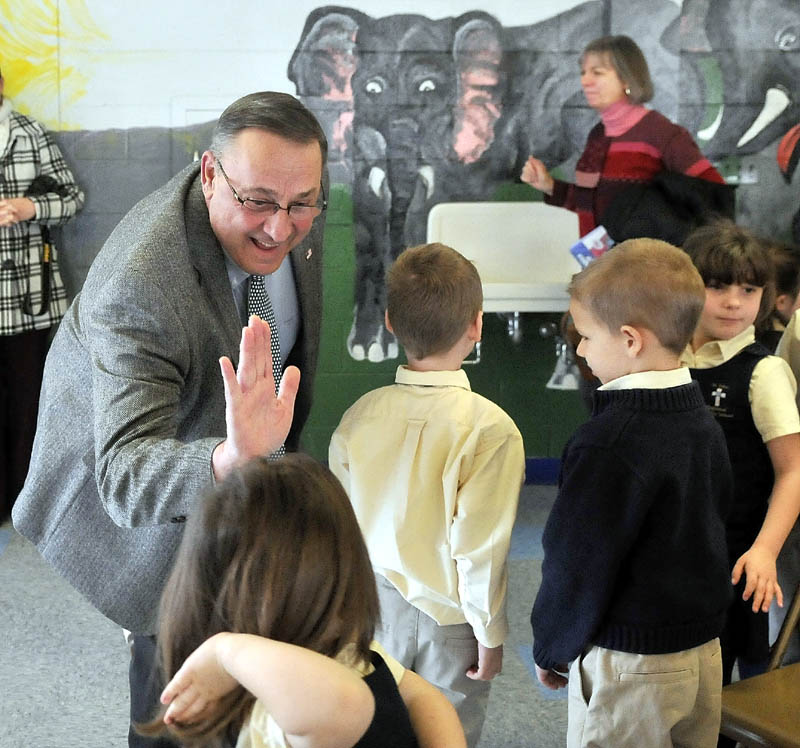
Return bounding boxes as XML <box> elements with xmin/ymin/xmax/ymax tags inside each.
<box><xmin>12</xmin><ymin>91</ymin><xmax>327</xmax><ymax>746</ymax></box>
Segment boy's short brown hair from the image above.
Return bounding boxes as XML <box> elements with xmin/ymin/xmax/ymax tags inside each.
<box><xmin>568</xmin><ymin>238</ymin><xmax>705</xmax><ymax>354</ymax></box>
<box><xmin>386</xmin><ymin>242</ymin><xmax>482</xmax><ymax>360</ymax></box>
<box><xmin>683</xmin><ymin>219</ymin><xmax>776</xmax><ymax>326</ymax></box>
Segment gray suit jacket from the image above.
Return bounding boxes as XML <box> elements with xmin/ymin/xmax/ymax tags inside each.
<box><xmin>12</xmin><ymin>163</ymin><xmax>323</xmax><ymax>633</ymax></box>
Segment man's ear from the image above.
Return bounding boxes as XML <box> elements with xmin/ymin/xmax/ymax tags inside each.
<box><xmin>619</xmin><ymin>324</ymin><xmax>644</xmax><ymax>358</ymax></box>
<box><xmin>384</xmin><ymin>309</ymin><xmax>394</xmax><ymax>334</ymax></box>
<box><xmin>199</xmin><ymin>151</ymin><xmax>216</xmax><ymax>197</ymax></box>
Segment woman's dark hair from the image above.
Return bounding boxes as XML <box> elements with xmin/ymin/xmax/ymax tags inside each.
<box><xmin>582</xmin><ymin>35</ymin><xmax>654</xmax><ymax>104</ymax></box>
<box><xmin>140</xmin><ymin>454</ymin><xmax>378</xmax><ymax>746</ymax></box>
<box><xmin>767</xmin><ymin>240</ymin><xmax>800</xmax><ymax>299</ymax></box>
<box><xmin>683</xmin><ymin>219</ymin><xmax>776</xmax><ymax>326</ymax></box>
<box><xmin>756</xmin><ymin>239</ymin><xmax>800</xmax><ymax>332</ymax></box>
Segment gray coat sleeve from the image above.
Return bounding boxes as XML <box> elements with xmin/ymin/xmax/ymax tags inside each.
<box><xmin>86</xmin><ymin>266</ymin><xmax>223</xmax><ymax>527</ymax></box>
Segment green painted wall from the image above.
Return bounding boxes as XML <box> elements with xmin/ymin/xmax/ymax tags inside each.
<box><xmin>301</xmin><ymin>184</ymin><xmax>589</xmax><ymax>462</ymax></box>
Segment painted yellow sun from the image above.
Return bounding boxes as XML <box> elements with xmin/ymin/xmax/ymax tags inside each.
<box><xmin>0</xmin><ymin>0</ymin><xmax>107</xmax><ymax>128</ymax></box>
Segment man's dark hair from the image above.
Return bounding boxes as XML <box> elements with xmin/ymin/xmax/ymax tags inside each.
<box><xmin>211</xmin><ymin>91</ymin><xmax>327</xmax><ymax>163</ymax></box>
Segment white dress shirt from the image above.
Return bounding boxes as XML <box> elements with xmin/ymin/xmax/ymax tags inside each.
<box><xmin>329</xmin><ymin>366</ymin><xmax>525</xmax><ymax>647</ymax></box>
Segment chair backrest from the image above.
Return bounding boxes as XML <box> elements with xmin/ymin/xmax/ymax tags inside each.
<box><xmin>768</xmin><ymin>579</ymin><xmax>800</xmax><ymax>670</ymax></box>
<box><xmin>426</xmin><ymin>201</ymin><xmax>579</xmax><ymax>285</ymax></box>
<box><xmin>425</xmin><ymin>201</ymin><xmax>580</xmax><ymax>312</ymax></box>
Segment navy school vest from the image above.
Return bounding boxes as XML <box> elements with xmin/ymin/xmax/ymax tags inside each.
<box><xmin>690</xmin><ymin>343</ymin><xmax>774</xmax><ymax>561</ymax></box>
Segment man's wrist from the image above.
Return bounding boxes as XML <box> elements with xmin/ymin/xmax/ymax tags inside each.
<box><xmin>212</xmin><ymin>440</ymin><xmax>235</xmax><ymax>481</ymax></box>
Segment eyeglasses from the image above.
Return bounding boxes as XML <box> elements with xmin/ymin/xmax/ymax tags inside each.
<box><xmin>215</xmin><ymin>158</ymin><xmax>327</xmax><ymax>220</ymax></box>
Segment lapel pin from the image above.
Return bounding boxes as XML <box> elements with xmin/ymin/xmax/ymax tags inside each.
<box><xmin>306</xmin><ymin>248</ymin><xmax>313</xmax><ymax>260</ymax></box>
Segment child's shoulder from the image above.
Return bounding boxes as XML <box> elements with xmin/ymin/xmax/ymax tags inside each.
<box><xmin>750</xmin><ymin>350</ymin><xmax>796</xmax><ymax>392</ymax></box>
<box><xmin>343</xmin><ymin>382</ymin><xmax>401</xmax><ymax>409</ymax></box>
<box><xmin>333</xmin><ymin>384</ymin><xmax>398</xmax><ymax>432</ymax></box>
<box><xmin>465</xmin><ymin>389</ymin><xmax>523</xmax><ymax>436</ymax></box>
<box><xmin>573</xmin><ymin>390</ymin><xmax>714</xmax><ymax>453</ymax></box>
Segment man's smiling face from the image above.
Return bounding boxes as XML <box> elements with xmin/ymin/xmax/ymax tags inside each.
<box><xmin>202</xmin><ymin>127</ymin><xmax>323</xmax><ymax>276</ymax></box>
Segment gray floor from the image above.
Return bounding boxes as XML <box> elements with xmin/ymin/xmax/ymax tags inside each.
<box><xmin>0</xmin><ymin>484</ymin><xmax>566</xmax><ymax>748</ymax></box>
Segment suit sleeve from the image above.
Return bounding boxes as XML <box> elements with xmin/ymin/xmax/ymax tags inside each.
<box><xmin>87</xmin><ymin>268</ymin><xmax>222</xmax><ymax>528</ymax></box>
<box><xmin>531</xmin><ymin>443</ymin><xmax>651</xmax><ymax>670</ymax></box>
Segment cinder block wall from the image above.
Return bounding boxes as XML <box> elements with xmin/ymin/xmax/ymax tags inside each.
<box><xmin>13</xmin><ymin>0</ymin><xmax>800</xmax><ymax>462</ymax></box>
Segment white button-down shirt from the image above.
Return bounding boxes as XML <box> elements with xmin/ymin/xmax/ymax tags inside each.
<box><xmin>329</xmin><ymin>366</ymin><xmax>525</xmax><ymax>647</ymax></box>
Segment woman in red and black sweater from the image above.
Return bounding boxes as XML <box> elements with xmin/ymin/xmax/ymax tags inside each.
<box><xmin>521</xmin><ymin>35</ymin><xmax>724</xmax><ymax>238</ymax></box>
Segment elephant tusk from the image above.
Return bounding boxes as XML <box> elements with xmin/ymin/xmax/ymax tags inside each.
<box><xmin>697</xmin><ymin>105</ymin><xmax>723</xmax><ymax>142</ymax></box>
<box><xmin>368</xmin><ymin>166</ymin><xmax>387</xmax><ymax>198</ymax></box>
<box><xmin>418</xmin><ymin>165</ymin><xmax>435</xmax><ymax>200</ymax></box>
<box><xmin>737</xmin><ymin>86</ymin><xmax>791</xmax><ymax>148</ymax></box>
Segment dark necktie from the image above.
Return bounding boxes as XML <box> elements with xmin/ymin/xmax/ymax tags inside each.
<box><xmin>247</xmin><ymin>274</ymin><xmax>285</xmax><ymax>456</ymax></box>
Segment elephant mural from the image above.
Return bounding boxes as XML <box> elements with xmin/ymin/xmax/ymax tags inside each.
<box><xmin>290</xmin><ymin>9</ymin><xmax>490</xmax><ymax>361</ymax></box>
<box><xmin>30</xmin><ymin>0</ymin><xmax>800</xmax><ymax>360</ymax></box>
<box><xmin>289</xmin><ymin>5</ymin><xmax>603</xmax><ymax>361</ymax></box>
<box><xmin>672</xmin><ymin>0</ymin><xmax>800</xmax><ymax>241</ymax></box>
<box><xmin>288</xmin><ymin>0</ymin><xmax>690</xmax><ymax>362</ymax></box>
<box><xmin>675</xmin><ymin>0</ymin><xmax>800</xmax><ymax>158</ymax></box>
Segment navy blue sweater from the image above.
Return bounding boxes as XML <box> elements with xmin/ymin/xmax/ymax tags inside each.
<box><xmin>532</xmin><ymin>383</ymin><xmax>732</xmax><ymax>671</ymax></box>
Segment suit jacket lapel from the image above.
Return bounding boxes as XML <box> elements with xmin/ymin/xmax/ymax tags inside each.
<box><xmin>183</xmin><ymin>170</ymin><xmax>242</xmax><ymax>362</ymax></box>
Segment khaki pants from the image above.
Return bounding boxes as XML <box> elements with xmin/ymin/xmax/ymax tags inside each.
<box><xmin>374</xmin><ymin>574</ymin><xmax>490</xmax><ymax>748</ymax></box>
<box><xmin>567</xmin><ymin>639</ymin><xmax>722</xmax><ymax>748</ymax></box>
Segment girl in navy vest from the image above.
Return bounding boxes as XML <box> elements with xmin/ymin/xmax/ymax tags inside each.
<box><xmin>681</xmin><ymin>221</ymin><xmax>800</xmax><ymax>740</ymax></box>
<box><xmin>139</xmin><ymin>454</ymin><xmax>465</xmax><ymax>748</ymax></box>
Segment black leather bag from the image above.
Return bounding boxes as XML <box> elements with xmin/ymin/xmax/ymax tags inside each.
<box><xmin>599</xmin><ymin>171</ymin><xmax>736</xmax><ymax>246</ymax></box>
<box><xmin>22</xmin><ymin>174</ymin><xmax>68</xmax><ymax>316</ymax></box>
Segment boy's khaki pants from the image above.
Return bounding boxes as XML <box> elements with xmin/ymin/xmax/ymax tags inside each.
<box><xmin>567</xmin><ymin>638</ymin><xmax>722</xmax><ymax>748</ymax></box>
<box><xmin>374</xmin><ymin>574</ymin><xmax>490</xmax><ymax>748</ymax></box>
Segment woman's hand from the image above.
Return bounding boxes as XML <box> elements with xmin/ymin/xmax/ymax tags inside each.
<box><xmin>520</xmin><ymin>156</ymin><xmax>554</xmax><ymax>195</ymax></box>
<box><xmin>0</xmin><ymin>197</ymin><xmax>36</xmax><ymax>226</ymax></box>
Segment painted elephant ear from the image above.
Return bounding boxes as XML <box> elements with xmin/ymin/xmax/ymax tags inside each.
<box><xmin>661</xmin><ymin>0</ymin><xmax>712</xmax><ymax>53</ymax></box>
<box><xmin>288</xmin><ymin>8</ymin><xmax>371</xmax><ymax>164</ymax></box>
<box><xmin>452</xmin><ymin>14</ymin><xmax>504</xmax><ymax>164</ymax></box>
<box><xmin>288</xmin><ymin>8</ymin><xmax>368</xmax><ymax>97</ymax></box>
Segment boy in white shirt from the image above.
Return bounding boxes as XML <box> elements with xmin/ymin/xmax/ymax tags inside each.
<box><xmin>329</xmin><ymin>242</ymin><xmax>525</xmax><ymax>747</ymax></box>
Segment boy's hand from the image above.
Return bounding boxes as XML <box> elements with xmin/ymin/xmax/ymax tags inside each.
<box><xmin>536</xmin><ymin>664</ymin><xmax>568</xmax><ymax>690</ymax></box>
<box><xmin>466</xmin><ymin>643</ymin><xmax>503</xmax><ymax>681</ymax></box>
<box><xmin>160</xmin><ymin>633</ymin><xmax>238</xmax><ymax>725</ymax></box>
<box><xmin>732</xmin><ymin>544</ymin><xmax>784</xmax><ymax>613</ymax></box>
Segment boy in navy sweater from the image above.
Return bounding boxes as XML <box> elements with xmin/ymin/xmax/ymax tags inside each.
<box><xmin>531</xmin><ymin>239</ymin><xmax>733</xmax><ymax>748</ymax></box>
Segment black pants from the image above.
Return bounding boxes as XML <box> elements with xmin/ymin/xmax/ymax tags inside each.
<box><xmin>0</xmin><ymin>327</ymin><xmax>50</xmax><ymax>521</ymax></box>
<box><xmin>129</xmin><ymin>634</ymin><xmax>179</xmax><ymax>748</ymax></box>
